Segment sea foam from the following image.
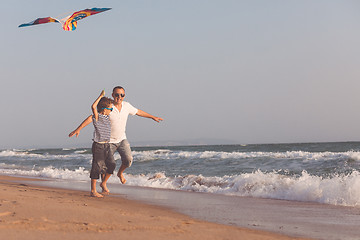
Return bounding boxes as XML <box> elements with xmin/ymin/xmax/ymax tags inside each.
<box><xmin>124</xmin><ymin>170</ymin><xmax>360</xmax><ymax>207</ymax></box>
<box><xmin>2</xmin><ymin>146</ymin><xmax>360</xmax><ymax>207</ymax></box>
<box><xmin>132</xmin><ymin>149</ymin><xmax>360</xmax><ymax>162</ymax></box>
<box><xmin>3</xmin><ymin>165</ymin><xmax>358</xmax><ymax>207</ymax></box>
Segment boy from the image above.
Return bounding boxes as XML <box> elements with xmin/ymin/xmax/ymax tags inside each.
<box><xmin>89</xmin><ymin>90</ymin><xmax>113</xmax><ymax>197</ymax></box>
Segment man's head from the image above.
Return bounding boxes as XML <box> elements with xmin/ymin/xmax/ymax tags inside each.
<box><xmin>112</xmin><ymin>86</ymin><xmax>125</xmax><ymax>104</ymax></box>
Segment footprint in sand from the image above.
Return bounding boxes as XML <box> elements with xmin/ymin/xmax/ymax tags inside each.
<box><xmin>182</xmin><ymin>220</ymin><xmax>196</xmax><ymax>225</ymax></box>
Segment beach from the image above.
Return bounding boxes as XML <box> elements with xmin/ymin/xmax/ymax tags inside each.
<box><xmin>2</xmin><ymin>143</ymin><xmax>360</xmax><ymax>239</ymax></box>
<box><xmin>0</xmin><ymin>175</ymin><xmax>310</xmax><ymax>240</ymax></box>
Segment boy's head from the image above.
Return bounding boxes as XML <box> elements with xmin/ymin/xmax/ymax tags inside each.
<box><xmin>97</xmin><ymin>97</ymin><xmax>113</xmax><ymax>115</ymax></box>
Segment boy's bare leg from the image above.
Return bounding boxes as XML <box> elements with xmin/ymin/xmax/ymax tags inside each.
<box><xmin>117</xmin><ymin>164</ymin><xmax>127</xmax><ymax>184</ymax></box>
<box><xmin>100</xmin><ymin>173</ymin><xmax>111</xmax><ymax>194</ymax></box>
<box><xmin>90</xmin><ymin>179</ymin><xmax>103</xmax><ymax>198</ymax></box>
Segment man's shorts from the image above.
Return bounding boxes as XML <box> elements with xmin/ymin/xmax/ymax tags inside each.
<box><xmin>107</xmin><ymin>139</ymin><xmax>133</xmax><ymax>172</ymax></box>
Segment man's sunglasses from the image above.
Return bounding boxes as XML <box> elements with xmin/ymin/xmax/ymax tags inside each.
<box><xmin>114</xmin><ymin>93</ymin><xmax>125</xmax><ymax>98</ymax></box>
<box><xmin>101</xmin><ymin>107</ymin><xmax>113</xmax><ymax>111</ymax></box>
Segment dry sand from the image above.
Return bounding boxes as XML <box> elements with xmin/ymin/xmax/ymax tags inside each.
<box><xmin>0</xmin><ymin>175</ymin><xmax>311</xmax><ymax>240</ymax></box>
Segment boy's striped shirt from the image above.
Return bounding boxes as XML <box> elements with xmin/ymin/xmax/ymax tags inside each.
<box><xmin>92</xmin><ymin>114</ymin><xmax>111</xmax><ymax>143</ymax></box>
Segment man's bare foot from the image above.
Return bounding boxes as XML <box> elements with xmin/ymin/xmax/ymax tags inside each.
<box><xmin>117</xmin><ymin>172</ymin><xmax>127</xmax><ymax>184</ymax></box>
<box><xmin>90</xmin><ymin>191</ymin><xmax>104</xmax><ymax>198</ymax></box>
<box><xmin>100</xmin><ymin>182</ymin><xmax>110</xmax><ymax>195</ymax></box>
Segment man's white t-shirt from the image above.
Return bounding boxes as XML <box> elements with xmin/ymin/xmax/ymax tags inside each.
<box><xmin>109</xmin><ymin>101</ymin><xmax>138</xmax><ymax>143</ymax></box>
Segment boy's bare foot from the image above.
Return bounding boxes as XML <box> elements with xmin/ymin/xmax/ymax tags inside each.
<box><xmin>100</xmin><ymin>182</ymin><xmax>110</xmax><ymax>195</ymax></box>
<box><xmin>90</xmin><ymin>191</ymin><xmax>104</xmax><ymax>198</ymax></box>
<box><xmin>117</xmin><ymin>172</ymin><xmax>127</xmax><ymax>184</ymax></box>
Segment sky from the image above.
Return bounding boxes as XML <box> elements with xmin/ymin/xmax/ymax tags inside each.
<box><xmin>1</xmin><ymin>0</ymin><xmax>360</xmax><ymax>149</ymax></box>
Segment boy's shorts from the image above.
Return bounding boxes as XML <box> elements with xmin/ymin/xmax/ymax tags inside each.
<box><xmin>90</xmin><ymin>142</ymin><xmax>109</xmax><ymax>179</ymax></box>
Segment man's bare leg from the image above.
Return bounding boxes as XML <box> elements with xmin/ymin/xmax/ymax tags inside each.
<box><xmin>117</xmin><ymin>164</ymin><xmax>127</xmax><ymax>184</ymax></box>
<box><xmin>90</xmin><ymin>179</ymin><xmax>103</xmax><ymax>198</ymax></box>
<box><xmin>100</xmin><ymin>173</ymin><xmax>111</xmax><ymax>194</ymax></box>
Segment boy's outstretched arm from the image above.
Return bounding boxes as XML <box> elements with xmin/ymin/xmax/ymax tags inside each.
<box><xmin>92</xmin><ymin>90</ymin><xmax>105</xmax><ymax>121</ymax></box>
<box><xmin>69</xmin><ymin>115</ymin><xmax>93</xmax><ymax>137</ymax></box>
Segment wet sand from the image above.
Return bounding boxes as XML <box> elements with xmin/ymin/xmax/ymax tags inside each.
<box><xmin>0</xmin><ymin>175</ymin><xmax>309</xmax><ymax>240</ymax></box>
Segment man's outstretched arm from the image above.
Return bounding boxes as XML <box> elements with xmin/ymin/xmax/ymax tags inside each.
<box><xmin>68</xmin><ymin>115</ymin><xmax>93</xmax><ymax>137</ymax></box>
<box><xmin>136</xmin><ymin>109</ymin><xmax>163</xmax><ymax>123</ymax></box>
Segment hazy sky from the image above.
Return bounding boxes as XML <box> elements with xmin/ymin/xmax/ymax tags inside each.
<box><xmin>1</xmin><ymin>0</ymin><xmax>360</xmax><ymax>149</ymax></box>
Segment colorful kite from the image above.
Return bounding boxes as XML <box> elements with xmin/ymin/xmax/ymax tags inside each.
<box><xmin>18</xmin><ymin>7</ymin><xmax>111</xmax><ymax>31</ymax></box>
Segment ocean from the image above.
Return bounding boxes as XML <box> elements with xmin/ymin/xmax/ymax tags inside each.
<box><xmin>1</xmin><ymin>141</ymin><xmax>360</xmax><ymax>207</ymax></box>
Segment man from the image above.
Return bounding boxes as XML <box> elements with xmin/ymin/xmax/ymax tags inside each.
<box><xmin>69</xmin><ymin>86</ymin><xmax>163</xmax><ymax>193</ymax></box>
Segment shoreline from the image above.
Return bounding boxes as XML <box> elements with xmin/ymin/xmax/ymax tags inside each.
<box><xmin>13</xmin><ymin>175</ymin><xmax>360</xmax><ymax>240</ymax></box>
<box><xmin>0</xmin><ymin>175</ymin><xmax>310</xmax><ymax>240</ymax></box>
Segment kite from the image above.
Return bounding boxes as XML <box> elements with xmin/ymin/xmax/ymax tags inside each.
<box><xmin>18</xmin><ymin>7</ymin><xmax>111</xmax><ymax>31</ymax></box>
